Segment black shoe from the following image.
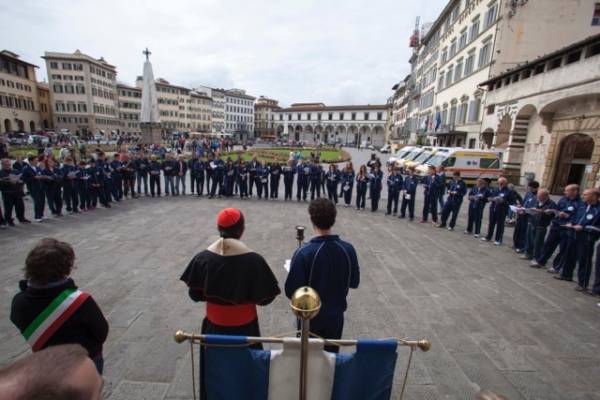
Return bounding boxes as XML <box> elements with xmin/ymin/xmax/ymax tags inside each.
<box><xmin>553</xmin><ymin>276</ymin><xmax>572</xmax><ymax>282</ymax></box>
<box><xmin>8</xmin><ymin>221</ymin><xmax>15</xmax><ymax>227</ymax></box>
<box><xmin>385</xmin><ymin>212</ymin><xmax>391</xmax><ymax>215</ymax></box>
<box><xmin>19</xmin><ymin>219</ymin><xmax>31</xmax><ymax>224</ymax></box>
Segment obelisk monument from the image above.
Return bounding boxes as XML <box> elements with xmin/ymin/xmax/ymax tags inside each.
<box><xmin>140</xmin><ymin>48</ymin><xmax>162</xmax><ymax>144</ymax></box>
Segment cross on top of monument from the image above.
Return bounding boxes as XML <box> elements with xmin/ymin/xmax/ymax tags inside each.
<box><xmin>143</xmin><ymin>47</ymin><xmax>151</xmax><ymax>61</ymax></box>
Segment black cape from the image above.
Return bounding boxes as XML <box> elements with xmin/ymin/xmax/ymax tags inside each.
<box><xmin>180</xmin><ymin>238</ymin><xmax>280</xmax><ymax>306</ymax></box>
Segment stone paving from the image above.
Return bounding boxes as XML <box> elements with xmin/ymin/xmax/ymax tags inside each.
<box><xmin>1</xmin><ymin>149</ymin><xmax>600</xmax><ymax>400</ymax></box>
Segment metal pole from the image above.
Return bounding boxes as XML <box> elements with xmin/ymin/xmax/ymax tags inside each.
<box><xmin>299</xmin><ymin>318</ymin><xmax>310</xmax><ymax>400</ymax></box>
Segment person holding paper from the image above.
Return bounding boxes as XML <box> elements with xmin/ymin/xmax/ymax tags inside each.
<box><xmin>368</xmin><ymin>163</ymin><xmax>383</xmax><ymax>212</ymax></box>
<box><xmin>209</xmin><ymin>155</ymin><xmax>225</xmax><ymax>198</ymax></box>
<box><xmin>0</xmin><ymin>158</ymin><xmax>29</xmax><ymax>226</ymax></box>
<box><xmin>21</xmin><ymin>155</ymin><xmax>46</xmax><ymax>222</ymax></box>
<box><xmin>296</xmin><ymin>159</ymin><xmax>310</xmax><ymax>202</ymax></box>
<box><xmin>325</xmin><ymin>164</ymin><xmax>341</xmax><ymax>204</ymax></box>
<box><xmin>41</xmin><ymin>158</ymin><xmax>63</xmax><ymax>217</ymax></box>
<box><xmin>61</xmin><ymin>156</ymin><xmax>80</xmax><ymax>214</ymax></box>
<box><xmin>513</xmin><ymin>181</ymin><xmax>539</xmax><ymax>252</ymax></box>
<box><xmin>483</xmin><ymin>177</ymin><xmax>517</xmax><ymax>245</ymax></box>
<box><xmin>256</xmin><ymin>161</ymin><xmax>269</xmax><ymax>200</ymax></box>
<box><xmin>282</xmin><ymin>160</ymin><xmax>296</xmax><ymax>201</ymax></box>
<box><xmin>148</xmin><ymin>155</ymin><xmax>162</xmax><ymax>197</ymax></box>
<box><xmin>399</xmin><ymin>166</ymin><xmax>417</xmax><ymax>220</ymax></box>
<box><xmin>269</xmin><ymin>161</ymin><xmax>282</xmax><ymax>199</ymax></box>
<box><xmin>421</xmin><ymin>165</ymin><xmax>442</xmax><ymax>224</ymax></box>
<box><xmin>355</xmin><ymin>165</ymin><xmax>368</xmax><ymax>210</ymax></box>
<box><xmin>523</xmin><ymin>188</ymin><xmax>556</xmax><ymax>263</ymax></box>
<box><xmin>465</xmin><ymin>178</ymin><xmax>490</xmax><ymax>237</ymax></box>
<box><xmin>438</xmin><ymin>171</ymin><xmax>467</xmax><ymax>230</ymax></box>
<box><xmin>247</xmin><ymin>156</ymin><xmax>260</xmax><ymax>197</ymax></box>
<box><xmin>385</xmin><ymin>167</ymin><xmax>403</xmax><ymax>216</ymax></box>
<box><xmin>285</xmin><ymin>198</ymin><xmax>360</xmax><ymax>353</ymax></box>
<box><xmin>236</xmin><ymin>159</ymin><xmax>249</xmax><ymax>199</ymax></box>
<box><xmin>555</xmin><ymin>188</ymin><xmax>600</xmax><ymax>293</ymax></box>
<box><xmin>339</xmin><ymin>162</ymin><xmax>355</xmax><ymax>207</ymax></box>
<box><xmin>309</xmin><ymin>159</ymin><xmax>323</xmax><ymax>200</ymax></box>
<box><xmin>173</xmin><ymin>155</ymin><xmax>188</xmax><ymax>196</ymax></box>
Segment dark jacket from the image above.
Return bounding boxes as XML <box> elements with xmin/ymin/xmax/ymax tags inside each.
<box><xmin>10</xmin><ymin>278</ymin><xmax>109</xmax><ymax>357</ymax></box>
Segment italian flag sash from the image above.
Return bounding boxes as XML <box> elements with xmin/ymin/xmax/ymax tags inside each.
<box><xmin>22</xmin><ymin>288</ymin><xmax>90</xmax><ymax>351</ymax></box>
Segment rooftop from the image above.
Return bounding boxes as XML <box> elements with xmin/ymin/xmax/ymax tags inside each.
<box><xmin>42</xmin><ymin>50</ymin><xmax>116</xmax><ymax>70</ymax></box>
<box><xmin>1</xmin><ymin>50</ymin><xmax>39</xmax><ymax>68</ymax></box>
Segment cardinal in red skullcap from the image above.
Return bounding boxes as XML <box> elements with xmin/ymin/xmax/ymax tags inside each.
<box><xmin>180</xmin><ymin>208</ymin><xmax>280</xmax><ymax>399</ymax></box>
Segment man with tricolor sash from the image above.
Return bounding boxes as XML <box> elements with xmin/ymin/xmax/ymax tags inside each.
<box><xmin>10</xmin><ymin>238</ymin><xmax>109</xmax><ymax>374</ymax></box>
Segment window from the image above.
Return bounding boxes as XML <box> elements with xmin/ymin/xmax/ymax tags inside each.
<box><xmin>62</xmin><ymin>63</ymin><xmax>72</xmax><ymax>70</ymax></box>
<box><xmin>452</xmin><ymin>5</ymin><xmax>460</xmax><ymax>22</ymax></box>
<box><xmin>459</xmin><ymin>30</ymin><xmax>468</xmax><ymax>50</ymax></box>
<box><xmin>50</xmin><ymin>62</ymin><xmax>59</xmax><ymax>69</ymax></box>
<box><xmin>450</xmin><ymin>39</ymin><xmax>457</xmax><ymax>58</ymax></box>
<box><xmin>588</xmin><ymin>41</ymin><xmax>600</xmax><ymax>57</ymax></box>
<box><xmin>470</xmin><ymin>19</ymin><xmax>480</xmax><ymax>42</ymax></box>
<box><xmin>328</xmin><ymin>113</ymin><xmax>333</xmax><ymax>120</ymax></box>
<box><xmin>480</xmin><ymin>158</ymin><xmax>499</xmax><ymax>169</ymax></box>
<box><xmin>441</xmin><ymin>47</ymin><xmax>448</xmax><ymax>64</ymax></box>
<box><xmin>458</xmin><ymin>102</ymin><xmax>468</xmax><ymax>124</ymax></box>
<box><xmin>485</xmin><ymin>3</ymin><xmax>498</xmax><ymax>28</ymax></box>
<box><xmin>318</xmin><ymin>113</ymin><xmax>322</xmax><ymax>120</ymax></box>
<box><xmin>478</xmin><ymin>42</ymin><xmax>491</xmax><ymax>68</ymax></box>
<box><xmin>438</xmin><ymin>75</ymin><xmax>445</xmax><ymax>91</ymax></box>
<box><xmin>454</xmin><ymin>59</ymin><xmax>463</xmax><ymax>82</ymax></box>
<box><xmin>446</xmin><ymin>66</ymin><xmax>454</xmax><ymax>87</ymax></box>
<box><xmin>297</xmin><ymin>113</ymin><xmax>301</xmax><ymax>120</ymax></box>
<box><xmin>363</xmin><ymin>112</ymin><xmax>369</xmax><ymax>120</ymax></box>
<box><xmin>468</xmin><ymin>97</ymin><xmax>481</xmax><ymax>122</ymax></box>
<box><xmin>449</xmin><ymin>104</ymin><xmax>457</xmax><ymax>126</ymax></box>
<box><xmin>351</xmin><ymin>112</ymin><xmax>356</xmax><ymax>120</ymax></box>
<box><xmin>468</xmin><ymin>139</ymin><xmax>476</xmax><ymax>149</ymax></box>
<box><xmin>441</xmin><ymin>108</ymin><xmax>448</xmax><ymax>126</ymax></box>
<box><xmin>567</xmin><ymin>51</ymin><xmax>582</xmax><ymax>64</ymax></box>
<box><xmin>548</xmin><ymin>57</ymin><xmax>562</xmax><ymax>70</ymax></box>
<box><xmin>339</xmin><ymin>112</ymin><xmax>344</xmax><ymax>120</ymax></box>
<box><xmin>377</xmin><ymin>112</ymin><xmax>383</xmax><ymax>120</ymax></box>
<box><xmin>445</xmin><ymin>157</ymin><xmax>456</xmax><ymax>167</ymax></box>
<box><xmin>465</xmin><ymin>52</ymin><xmax>475</xmax><ymax>75</ymax></box>
<box><xmin>592</xmin><ymin>3</ymin><xmax>600</xmax><ymax>25</ymax></box>
<box><xmin>533</xmin><ymin>64</ymin><xmax>545</xmax><ymax>75</ymax></box>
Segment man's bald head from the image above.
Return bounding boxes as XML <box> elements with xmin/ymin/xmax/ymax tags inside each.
<box><xmin>498</xmin><ymin>177</ymin><xmax>507</xmax><ymax>187</ymax></box>
<box><xmin>0</xmin><ymin>344</ymin><xmax>103</xmax><ymax>400</ymax></box>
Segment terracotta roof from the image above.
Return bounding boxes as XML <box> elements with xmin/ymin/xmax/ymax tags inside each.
<box><xmin>480</xmin><ymin>33</ymin><xmax>600</xmax><ymax>86</ymax></box>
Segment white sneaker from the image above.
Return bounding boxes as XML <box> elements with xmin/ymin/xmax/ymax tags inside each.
<box><xmin>35</xmin><ymin>218</ymin><xmax>43</xmax><ymax>223</ymax></box>
<box><xmin>447</xmin><ymin>227</ymin><xmax>454</xmax><ymax>231</ymax></box>
<box><xmin>494</xmin><ymin>241</ymin><xmax>502</xmax><ymax>246</ymax></box>
<box><xmin>473</xmin><ymin>234</ymin><xmax>480</xmax><ymax>238</ymax></box>
<box><xmin>529</xmin><ymin>260</ymin><xmax>539</xmax><ymax>267</ymax></box>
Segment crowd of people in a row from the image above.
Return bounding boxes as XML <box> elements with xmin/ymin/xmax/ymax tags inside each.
<box><xmin>1</xmin><ymin>149</ymin><xmax>599</xmax><ymax>299</ymax></box>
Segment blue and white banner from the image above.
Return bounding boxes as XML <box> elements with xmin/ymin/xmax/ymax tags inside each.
<box><xmin>203</xmin><ymin>335</ymin><xmax>398</xmax><ymax>400</ymax></box>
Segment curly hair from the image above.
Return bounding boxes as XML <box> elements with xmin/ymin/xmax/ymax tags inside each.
<box><xmin>308</xmin><ymin>198</ymin><xmax>337</xmax><ymax>230</ymax></box>
<box><xmin>24</xmin><ymin>238</ymin><xmax>75</xmax><ymax>284</ymax></box>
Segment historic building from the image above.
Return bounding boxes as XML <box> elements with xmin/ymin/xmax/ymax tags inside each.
<box><xmin>0</xmin><ymin>50</ymin><xmax>43</xmax><ymax>134</ymax></box>
<box><xmin>224</xmin><ymin>89</ymin><xmax>255</xmax><ymax>141</ymax></box>
<box><xmin>37</xmin><ymin>82</ymin><xmax>53</xmax><ymax>130</ymax></box>
<box><xmin>401</xmin><ymin>0</ymin><xmax>600</xmax><ymax>149</ymax></box>
<box><xmin>254</xmin><ymin>96</ymin><xmax>280</xmax><ymax>140</ymax></box>
<box><xmin>187</xmin><ymin>91</ymin><xmax>212</xmax><ymax>133</ymax></box>
<box><xmin>480</xmin><ymin>34</ymin><xmax>600</xmax><ymax>192</ymax></box>
<box><xmin>210</xmin><ymin>88</ymin><xmax>225</xmax><ymax>134</ymax></box>
<box><xmin>274</xmin><ymin>103</ymin><xmax>389</xmax><ymax>147</ymax></box>
<box><xmin>389</xmin><ymin>78</ymin><xmax>410</xmax><ymax>143</ymax></box>
<box><xmin>44</xmin><ymin>50</ymin><xmax>119</xmax><ymax>138</ymax></box>
<box><xmin>117</xmin><ymin>83</ymin><xmax>142</xmax><ymax>137</ymax></box>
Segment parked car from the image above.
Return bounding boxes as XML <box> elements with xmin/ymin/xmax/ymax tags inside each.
<box><xmin>27</xmin><ymin>135</ymin><xmax>50</xmax><ymax>145</ymax></box>
<box><xmin>379</xmin><ymin>144</ymin><xmax>391</xmax><ymax>153</ymax></box>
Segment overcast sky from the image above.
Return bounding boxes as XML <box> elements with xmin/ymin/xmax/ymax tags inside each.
<box><xmin>2</xmin><ymin>0</ymin><xmax>447</xmax><ymax>107</ymax></box>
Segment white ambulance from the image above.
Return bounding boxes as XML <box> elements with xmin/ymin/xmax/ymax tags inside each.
<box><xmin>415</xmin><ymin>149</ymin><xmax>504</xmax><ymax>185</ymax></box>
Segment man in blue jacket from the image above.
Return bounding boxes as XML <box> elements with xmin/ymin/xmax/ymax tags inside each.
<box><xmin>399</xmin><ymin>166</ymin><xmax>417</xmax><ymax>221</ymax></box>
<box><xmin>483</xmin><ymin>177</ymin><xmax>517</xmax><ymax>245</ymax></box>
<box><xmin>438</xmin><ymin>171</ymin><xmax>467</xmax><ymax>230</ymax></box>
<box><xmin>554</xmin><ymin>188</ymin><xmax>600</xmax><ymax>293</ymax></box>
<box><xmin>421</xmin><ymin>165</ymin><xmax>442</xmax><ymax>224</ymax></box>
<box><xmin>531</xmin><ymin>184</ymin><xmax>581</xmax><ymax>271</ymax></box>
<box><xmin>285</xmin><ymin>198</ymin><xmax>360</xmax><ymax>353</ymax></box>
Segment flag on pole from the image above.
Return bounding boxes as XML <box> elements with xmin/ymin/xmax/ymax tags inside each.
<box><xmin>203</xmin><ymin>335</ymin><xmax>398</xmax><ymax>400</ymax></box>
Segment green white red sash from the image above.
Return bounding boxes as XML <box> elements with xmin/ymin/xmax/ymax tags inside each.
<box><xmin>22</xmin><ymin>288</ymin><xmax>90</xmax><ymax>351</ymax></box>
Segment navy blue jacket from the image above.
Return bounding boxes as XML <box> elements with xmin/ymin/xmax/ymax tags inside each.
<box><xmin>297</xmin><ymin>164</ymin><xmax>310</xmax><ymax>182</ymax></box>
<box><xmin>468</xmin><ymin>186</ymin><xmax>490</xmax><ymax>209</ymax></box>
<box><xmin>423</xmin><ymin>174</ymin><xmax>442</xmax><ymax>197</ymax></box>
<box><xmin>489</xmin><ymin>186</ymin><xmax>517</xmax><ymax>213</ymax></box>
<box><xmin>369</xmin><ymin>171</ymin><xmax>383</xmax><ymax>193</ymax></box>
<box><xmin>551</xmin><ymin>196</ymin><xmax>582</xmax><ymax>227</ymax></box>
<box><xmin>387</xmin><ymin>174</ymin><xmax>403</xmax><ymax>193</ymax></box>
<box><xmin>285</xmin><ymin>235</ymin><xmax>360</xmax><ymax>316</ymax></box>
<box><xmin>282</xmin><ymin>166</ymin><xmax>295</xmax><ymax>181</ymax></box>
<box><xmin>309</xmin><ymin>164</ymin><xmax>322</xmax><ymax>182</ymax></box>
<box><xmin>402</xmin><ymin>175</ymin><xmax>417</xmax><ymax>195</ymax></box>
<box><xmin>446</xmin><ymin>179</ymin><xmax>467</xmax><ymax>202</ymax></box>
<box><xmin>356</xmin><ymin>174</ymin><xmax>368</xmax><ymax>192</ymax></box>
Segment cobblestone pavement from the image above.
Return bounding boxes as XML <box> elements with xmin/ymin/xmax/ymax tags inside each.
<box><xmin>1</xmin><ymin>149</ymin><xmax>599</xmax><ymax>400</ymax></box>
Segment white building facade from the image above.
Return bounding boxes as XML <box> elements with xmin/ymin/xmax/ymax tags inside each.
<box><xmin>274</xmin><ymin>103</ymin><xmax>389</xmax><ymax>147</ymax></box>
<box><xmin>224</xmin><ymin>89</ymin><xmax>255</xmax><ymax>141</ymax></box>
